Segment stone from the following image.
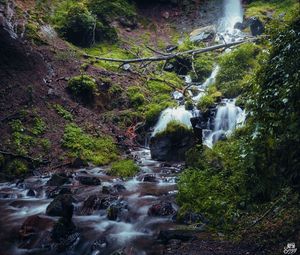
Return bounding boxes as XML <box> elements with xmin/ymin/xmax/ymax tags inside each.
<box><xmin>47</xmin><ymin>173</ymin><xmax>70</xmax><ymax>186</ymax></box>
<box><xmin>26</xmin><ymin>189</ymin><xmax>35</xmax><ymax>197</ymax></box>
<box><xmin>46</xmin><ymin>194</ymin><xmax>74</xmax><ymax>219</ymax></box>
<box><xmin>76</xmin><ymin>175</ymin><xmax>101</xmax><ymax>186</ymax></box>
<box><xmin>51</xmin><ymin>217</ymin><xmax>76</xmax><ymax>243</ymax></box>
<box><xmin>158</xmin><ymin>229</ymin><xmax>198</xmax><ymax>243</ymax></box>
<box><xmin>107</xmin><ymin>201</ymin><xmax>128</xmax><ymax>221</ymax></box>
<box><xmin>81</xmin><ymin>194</ymin><xmax>113</xmax><ymax>215</ymax></box>
<box><xmin>46</xmin><ymin>187</ymin><xmax>72</xmax><ymax>199</ymax></box>
<box><xmin>190</xmin><ymin>25</ymin><xmax>216</xmax><ymax>42</ymax></box>
<box><xmin>150</xmin><ymin>126</ymin><xmax>195</xmax><ymax>162</ymax></box>
<box><xmin>148</xmin><ymin>201</ymin><xmax>176</xmax><ymax>216</ymax></box>
<box><xmin>71</xmin><ymin>158</ymin><xmax>88</xmax><ymax>168</ymax></box>
<box><xmin>249</xmin><ymin>17</ymin><xmax>264</xmax><ymax>36</ymax></box>
<box><xmin>142</xmin><ymin>175</ymin><xmax>158</xmax><ymax>183</ymax></box>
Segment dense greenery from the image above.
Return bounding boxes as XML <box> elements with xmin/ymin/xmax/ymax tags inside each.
<box><xmin>178</xmin><ymin>13</ymin><xmax>300</xmax><ymax>229</ymax></box>
<box><xmin>62</xmin><ymin>124</ymin><xmax>118</xmax><ymax>165</ymax></box>
<box><xmin>155</xmin><ymin>120</ymin><xmax>193</xmax><ymax>140</ymax></box>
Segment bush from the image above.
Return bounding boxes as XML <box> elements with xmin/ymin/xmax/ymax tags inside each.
<box><xmin>109</xmin><ymin>159</ymin><xmax>139</xmax><ymax>177</ymax></box>
<box><xmin>155</xmin><ymin>120</ymin><xmax>193</xmax><ymax>140</ymax></box>
<box><xmin>62</xmin><ymin>124</ymin><xmax>118</xmax><ymax>165</ymax></box>
<box><xmin>6</xmin><ymin>159</ymin><xmax>29</xmax><ymax>176</ymax></box>
<box><xmin>54</xmin><ymin>3</ymin><xmax>97</xmax><ymax>46</ymax></box>
<box><xmin>67</xmin><ymin>75</ymin><xmax>97</xmax><ymax>103</ymax></box>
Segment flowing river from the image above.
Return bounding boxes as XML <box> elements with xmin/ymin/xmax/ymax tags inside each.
<box><xmin>0</xmin><ymin>0</ymin><xmax>247</xmax><ymax>254</ymax></box>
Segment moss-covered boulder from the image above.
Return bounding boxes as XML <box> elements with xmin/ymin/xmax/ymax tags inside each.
<box><xmin>150</xmin><ymin>121</ymin><xmax>194</xmax><ymax>161</ymax></box>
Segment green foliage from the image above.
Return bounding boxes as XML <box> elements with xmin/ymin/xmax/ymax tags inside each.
<box><xmin>197</xmin><ymin>86</ymin><xmax>222</xmax><ymax>112</ymax></box>
<box><xmin>127</xmin><ymin>86</ymin><xmax>146</xmax><ymax>108</ymax></box>
<box><xmin>109</xmin><ymin>159</ymin><xmax>139</xmax><ymax>178</ymax></box>
<box><xmin>178</xmin><ymin>13</ymin><xmax>300</xmax><ymax>230</ymax></box>
<box><xmin>25</xmin><ymin>22</ymin><xmax>46</xmax><ymax>45</ymax></box>
<box><xmin>108</xmin><ymin>84</ymin><xmax>123</xmax><ymax>96</ymax></box>
<box><xmin>185</xmin><ymin>99</ymin><xmax>194</xmax><ymax>110</ymax></box>
<box><xmin>5</xmin><ymin>159</ymin><xmax>29</xmax><ymax>176</ymax></box>
<box><xmin>190</xmin><ymin>54</ymin><xmax>215</xmax><ymax>82</ymax></box>
<box><xmin>9</xmin><ymin>118</ymin><xmax>49</xmax><ymax>156</ymax></box>
<box><xmin>67</xmin><ymin>75</ymin><xmax>97</xmax><ymax>103</ymax></box>
<box><xmin>53</xmin><ymin>2</ymin><xmax>97</xmax><ymax>46</ymax></box>
<box><xmin>216</xmin><ymin>43</ymin><xmax>261</xmax><ymax>98</ymax></box>
<box><xmin>62</xmin><ymin>124</ymin><xmax>118</xmax><ymax>165</ymax></box>
<box><xmin>88</xmin><ymin>0</ymin><xmax>136</xmax><ymax>21</ymax></box>
<box><xmin>53</xmin><ymin>104</ymin><xmax>73</xmax><ymax>121</ymax></box>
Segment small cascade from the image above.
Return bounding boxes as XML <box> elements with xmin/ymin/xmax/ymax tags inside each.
<box><xmin>204</xmin><ymin>99</ymin><xmax>245</xmax><ymax>147</ymax></box>
<box><xmin>152</xmin><ymin>106</ymin><xmax>193</xmax><ymax>136</ymax></box>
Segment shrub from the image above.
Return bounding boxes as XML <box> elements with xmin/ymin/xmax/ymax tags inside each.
<box><xmin>109</xmin><ymin>159</ymin><xmax>139</xmax><ymax>177</ymax></box>
<box><xmin>6</xmin><ymin>159</ymin><xmax>29</xmax><ymax>176</ymax></box>
<box><xmin>53</xmin><ymin>104</ymin><xmax>73</xmax><ymax>121</ymax></box>
<box><xmin>62</xmin><ymin>124</ymin><xmax>118</xmax><ymax>165</ymax></box>
<box><xmin>68</xmin><ymin>75</ymin><xmax>97</xmax><ymax>103</ymax></box>
<box><xmin>54</xmin><ymin>3</ymin><xmax>97</xmax><ymax>46</ymax></box>
<box><xmin>155</xmin><ymin>120</ymin><xmax>193</xmax><ymax>140</ymax></box>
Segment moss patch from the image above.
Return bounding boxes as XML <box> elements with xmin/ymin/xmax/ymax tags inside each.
<box><xmin>108</xmin><ymin>159</ymin><xmax>139</xmax><ymax>178</ymax></box>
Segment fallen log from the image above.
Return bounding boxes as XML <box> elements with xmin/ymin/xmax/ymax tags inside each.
<box><xmin>83</xmin><ymin>38</ymin><xmax>257</xmax><ymax>64</ymax></box>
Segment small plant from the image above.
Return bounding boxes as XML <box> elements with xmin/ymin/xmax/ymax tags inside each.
<box><xmin>53</xmin><ymin>104</ymin><xmax>73</xmax><ymax>121</ymax></box>
<box><xmin>109</xmin><ymin>159</ymin><xmax>139</xmax><ymax>178</ymax></box>
<box><xmin>67</xmin><ymin>75</ymin><xmax>97</xmax><ymax>103</ymax></box>
<box><xmin>6</xmin><ymin>159</ymin><xmax>29</xmax><ymax>176</ymax></box>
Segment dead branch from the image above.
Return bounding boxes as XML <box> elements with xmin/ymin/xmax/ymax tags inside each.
<box><xmin>83</xmin><ymin>39</ymin><xmax>257</xmax><ymax>64</ymax></box>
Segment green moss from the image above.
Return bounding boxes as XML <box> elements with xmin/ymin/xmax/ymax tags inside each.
<box><xmin>108</xmin><ymin>84</ymin><xmax>122</xmax><ymax>96</ymax></box>
<box><xmin>197</xmin><ymin>86</ymin><xmax>222</xmax><ymax>112</ymax></box>
<box><xmin>216</xmin><ymin>43</ymin><xmax>261</xmax><ymax>98</ymax></box>
<box><xmin>245</xmin><ymin>0</ymin><xmax>298</xmax><ymax>22</ymax></box>
<box><xmin>31</xmin><ymin>117</ymin><xmax>47</xmax><ymax>135</ymax></box>
<box><xmin>190</xmin><ymin>54</ymin><xmax>215</xmax><ymax>82</ymax></box>
<box><xmin>108</xmin><ymin>159</ymin><xmax>139</xmax><ymax>178</ymax></box>
<box><xmin>155</xmin><ymin>120</ymin><xmax>192</xmax><ymax>140</ymax></box>
<box><xmin>53</xmin><ymin>104</ymin><xmax>73</xmax><ymax>121</ymax></box>
<box><xmin>68</xmin><ymin>75</ymin><xmax>97</xmax><ymax>103</ymax></box>
<box><xmin>185</xmin><ymin>99</ymin><xmax>194</xmax><ymax>110</ymax></box>
<box><xmin>25</xmin><ymin>22</ymin><xmax>46</xmax><ymax>45</ymax></box>
<box><xmin>62</xmin><ymin>123</ymin><xmax>118</xmax><ymax>165</ymax></box>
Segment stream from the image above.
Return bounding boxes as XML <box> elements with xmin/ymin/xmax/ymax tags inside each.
<box><xmin>0</xmin><ymin>0</ymin><xmax>249</xmax><ymax>254</ymax></box>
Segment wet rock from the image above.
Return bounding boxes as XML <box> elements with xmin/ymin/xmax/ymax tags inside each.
<box><xmin>148</xmin><ymin>201</ymin><xmax>176</xmax><ymax>216</ymax></box>
<box><xmin>113</xmin><ymin>184</ymin><xmax>126</xmax><ymax>192</ymax></box>
<box><xmin>158</xmin><ymin>229</ymin><xmax>197</xmax><ymax>243</ymax></box>
<box><xmin>19</xmin><ymin>215</ymin><xmax>54</xmax><ymax>249</ymax></box>
<box><xmin>249</xmin><ymin>17</ymin><xmax>264</xmax><ymax>36</ymax></box>
<box><xmin>190</xmin><ymin>25</ymin><xmax>216</xmax><ymax>42</ymax></box>
<box><xmin>150</xmin><ymin>127</ymin><xmax>195</xmax><ymax>162</ymax></box>
<box><xmin>81</xmin><ymin>194</ymin><xmax>113</xmax><ymax>215</ymax></box>
<box><xmin>51</xmin><ymin>217</ymin><xmax>76</xmax><ymax>242</ymax></box>
<box><xmin>47</xmin><ymin>173</ymin><xmax>70</xmax><ymax>186</ymax></box>
<box><xmin>91</xmin><ymin>237</ymin><xmax>109</xmax><ymax>252</ymax></box>
<box><xmin>46</xmin><ymin>194</ymin><xmax>74</xmax><ymax>219</ymax></box>
<box><xmin>19</xmin><ymin>215</ymin><xmax>54</xmax><ymax>238</ymax></box>
<box><xmin>107</xmin><ymin>201</ymin><xmax>128</xmax><ymax>221</ymax></box>
<box><xmin>76</xmin><ymin>175</ymin><xmax>101</xmax><ymax>186</ymax></box>
<box><xmin>164</xmin><ymin>63</ymin><xmax>175</xmax><ymax>72</ymax></box>
<box><xmin>234</xmin><ymin>21</ymin><xmax>246</xmax><ymax>30</ymax></box>
<box><xmin>46</xmin><ymin>187</ymin><xmax>72</xmax><ymax>199</ymax></box>
<box><xmin>142</xmin><ymin>175</ymin><xmax>158</xmax><ymax>183</ymax></box>
<box><xmin>102</xmin><ymin>186</ymin><xmax>111</xmax><ymax>194</ymax></box>
<box><xmin>26</xmin><ymin>189</ymin><xmax>35</xmax><ymax>197</ymax></box>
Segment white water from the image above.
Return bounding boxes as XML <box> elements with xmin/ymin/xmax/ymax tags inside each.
<box><xmin>204</xmin><ymin>99</ymin><xmax>245</xmax><ymax>147</ymax></box>
<box><xmin>152</xmin><ymin>106</ymin><xmax>193</xmax><ymax>136</ymax></box>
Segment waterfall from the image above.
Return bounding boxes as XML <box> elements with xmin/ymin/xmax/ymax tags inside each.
<box><xmin>204</xmin><ymin>99</ymin><xmax>245</xmax><ymax>147</ymax></box>
<box><xmin>152</xmin><ymin>106</ymin><xmax>193</xmax><ymax>136</ymax></box>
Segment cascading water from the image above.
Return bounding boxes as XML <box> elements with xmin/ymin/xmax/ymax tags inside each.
<box><xmin>152</xmin><ymin>106</ymin><xmax>193</xmax><ymax>136</ymax></box>
<box><xmin>204</xmin><ymin>99</ymin><xmax>245</xmax><ymax>148</ymax></box>
<box><xmin>151</xmin><ymin>0</ymin><xmax>246</xmax><ymax>148</ymax></box>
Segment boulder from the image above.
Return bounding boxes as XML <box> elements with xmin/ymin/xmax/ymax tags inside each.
<box><xmin>81</xmin><ymin>194</ymin><xmax>114</xmax><ymax>215</ymax></box>
<box><xmin>76</xmin><ymin>175</ymin><xmax>101</xmax><ymax>186</ymax></box>
<box><xmin>51</xmin><ymin>217</ymin><xmax>77</xmax><ymax>243</ymax></box>
<box><xmin>148</xmin><ymin>201</ymin><xmax>176</xmax><ymax>216</ymax></box>
<box><xmin>249</xmin><ymin>17</ymin><xmax>264</xmax><ymax>36</ymax></box>
<box><xmin>46</xmin><ymin>173</ymin><xmax>70</xmax><ymax>186</ymax></box>
<box><xmin>26</xmin><ymin>189</ymin><xmax>35</xmax><ymax>197</ymax></box>
<box><xmin>190</xmin><ymin>25</ymin><xmax>216</xmax><ymax>42</ymax></box>
<box><xmin>150</xmin><ymin>122</ymin><xmax>195</xmax><ymax>162</ymax></box>
<box><xmin>107</xmin><ymin>201</ymin><xmax>128</xmax><ymax>221</ymax></box>
<box><xmin>46</xmin><ymin>194</ymin><xmax>74</xmax><ymax>219</ymax></box>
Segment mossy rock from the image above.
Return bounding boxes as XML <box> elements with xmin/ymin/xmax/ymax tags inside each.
<box><xmin>108</xmin><ymin>159</ymin><xmax>139</xmax><ymax>178</ymax></box>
